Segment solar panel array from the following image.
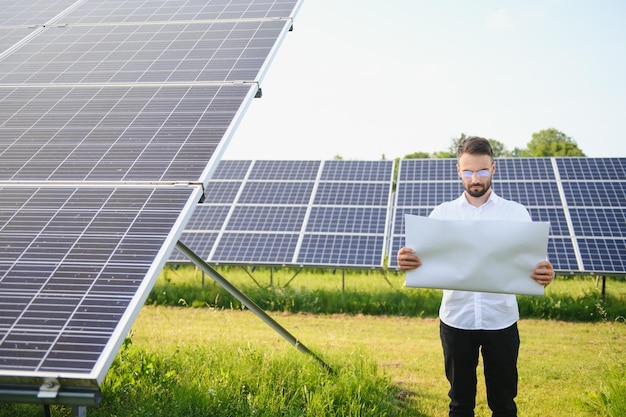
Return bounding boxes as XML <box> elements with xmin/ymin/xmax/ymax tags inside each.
<box><xmin>173</xmin><ymin>160</ymin><xmax>395</xmax><ymax>268</ymax></box>
<box><xmin>0</xmin><ymin>0</ymin><xmax>301</xmax><ymax>402</ymax></box>
<box><xmin>175</xmin><ymin>157</ymin><xmax>625</xmax><ymax>276</ymax></box>
<box><xmin>388</xmin><ymin>157</ymin><xmax>626</xmax><ymax>275</ymax></box>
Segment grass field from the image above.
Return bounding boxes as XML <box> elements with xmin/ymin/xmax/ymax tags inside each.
<box><xmin>2</xmin><ymin>268</ymin><xmax>625</xmax><ymax>416</ymax></box>
<box><xmin>126</xmin><ymin>307</ymin><xmax>625</xmax><ymax>416</ymax></box>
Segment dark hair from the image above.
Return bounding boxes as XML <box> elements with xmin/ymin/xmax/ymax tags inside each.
<box><xmin>456</xmin><ymin>136</ymin><xmax>493</xmax><ymax>159</ymax></box>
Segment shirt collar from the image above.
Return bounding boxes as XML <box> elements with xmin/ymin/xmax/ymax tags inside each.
<box><xmin>457</xmin><ymin>189</ymin><xmax>500</xmax><ymax>208</ymax></box>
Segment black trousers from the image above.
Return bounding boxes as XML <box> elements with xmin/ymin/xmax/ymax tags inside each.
<box><xmin>440</xmin><ymin>321</ymin><xmax>520</xmax><ymax>417</ymax></box>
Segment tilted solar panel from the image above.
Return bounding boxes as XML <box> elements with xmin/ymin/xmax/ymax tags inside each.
<box><xmin>0</xmin><ymin>0</ymin><xmax>303</xmax><ymax>405</ymax></box>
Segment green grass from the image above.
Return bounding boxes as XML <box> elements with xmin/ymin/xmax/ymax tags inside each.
<box><xmin>148</xmin><ymin>265</ymin><xmax>626</xmax><ymax>321</ymax></box>
<box><xmin>2</xmin><ymin>267</ymin><xmax>624</xmax><ymax>416</ymax></box>
<box><xmin>3</xmin><ymin>308</ymin><xmax>624</xmax><ymax>417</ymax></box>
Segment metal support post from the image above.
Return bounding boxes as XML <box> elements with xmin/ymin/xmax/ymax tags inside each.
<box><xmin>176</xmin><ymin>241</ymin><xmax>332</xmax><ymax>373</ymax></box>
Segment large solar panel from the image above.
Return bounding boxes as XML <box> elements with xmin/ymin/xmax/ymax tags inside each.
<box><xmin>173</xmin><ymin>160</ymin><xmax>395</xmax><ymax>268</ymax></box>
<box><xmin>389</xmin><ymin>157</ymin><xmax>626</xmax><ymax>275</ymax></box>
<box><xmin>0</xmin><ymin>0</ymin><xmax>302</xmax><ymax>405</ymax></box>
<box><xmin>557</xmin><ymin>158</ymin><xmax>626</xmax><ymax>274</ymax></box>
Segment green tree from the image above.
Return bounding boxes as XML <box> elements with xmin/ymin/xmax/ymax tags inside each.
<box><xmin>488</xmin><ymin>139</ymin><xmax>511</xmax><ymax>157</ymax></box>
<box><xmin>442</xmin><ymin>134</ymin><xmax>510</xmax><ymax>158</ymax></box>
<box><xmin>526</xmin><ymin>128</ymin><xmax>586</xmax><ymax>157</ymax></box>
<box><xmin>403</xmin><ymin>151</ymin><xmax>430</xmax><ymax>159</ymax></box>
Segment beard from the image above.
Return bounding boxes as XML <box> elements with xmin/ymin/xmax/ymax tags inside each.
<box><xmin>465</xmin><ymin>180</ymin><xmax>492</xmax><ymax>198</ymax></box>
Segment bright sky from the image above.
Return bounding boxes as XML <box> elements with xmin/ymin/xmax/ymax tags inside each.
<box><xmin>222</xmin><ymin>0</ymin><xmax>626</xmax><ymax>161</ymax></box>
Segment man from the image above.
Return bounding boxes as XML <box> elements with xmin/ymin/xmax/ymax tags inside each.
<box><xmin>397</xmin><ymin>136</ymin><xmax>554</xmax><ymax>417</ymax></box>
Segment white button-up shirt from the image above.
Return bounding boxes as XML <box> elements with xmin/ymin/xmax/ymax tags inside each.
<box><xmin>429</xmin><ymin>190</ymin><xmax>532</xmax><ymax>330</ymax></box>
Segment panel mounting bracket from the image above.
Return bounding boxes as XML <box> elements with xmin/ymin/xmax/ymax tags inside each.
<box><xmin>37</xmin><ymin>379</ymin><xmax>61</xmax><ymax>399</ymax></box>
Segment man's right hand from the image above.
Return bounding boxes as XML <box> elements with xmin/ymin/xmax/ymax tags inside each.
<box><xmin>397</xmin><ymin>247</ymin><xmax>422</xmax><ymax>271</ymax></box>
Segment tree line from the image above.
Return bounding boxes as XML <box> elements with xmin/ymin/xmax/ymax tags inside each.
<box><xmin>400</xmin><ymin>128</ymin><xmax>586</xmax><ymax>159</ymax></box>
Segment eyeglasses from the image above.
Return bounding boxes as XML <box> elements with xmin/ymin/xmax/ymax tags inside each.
<box><xmin>461</xmin><ymin>169</ymin><xmax>491</xmax><ymax>178</ymax></box>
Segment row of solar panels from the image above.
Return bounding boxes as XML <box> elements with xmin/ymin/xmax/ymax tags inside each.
<box><xmin>172</xmin><ymin>158</ymin><xmax>626</xmax><ymax>276</ymax></box>
<box><xmin>1</xmin><ymin>0</ymin><xmax>303</xmax><ymax>401</ymax></box>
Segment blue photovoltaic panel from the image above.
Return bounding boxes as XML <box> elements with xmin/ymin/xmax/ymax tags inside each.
<box><xmin>227</xmin><ymin>206</ymin><xmax>307</xmax><ymax>232</ymax></box>
<box><xmin>398</xmin><ymin>158</ymin><xmax>458</xmax><ymax>181</ymax></box>
<box><xmin>577</xmin><ymin>239</ymin><xmax>626</xmax><ymax>273</ymax></box>
<box><xmin>556</xmin><ymin>157</ymin><xmax>626</xmax><ymax>181</ymax></box>
<box><xmin>495</xmin><ymin>158</ymin><xmax>555</xmax><ymax>180</ymax></box>
<box><xmin>249</xmin><ymin>160</ymin><xmax>321</xmax><ymax>180</ymax></box>
<box><xmin>547</xmin><ymin>238</ymin><xmax>580</xmax><ymax>272</ymax></box>
<box><xmin>212</xmin><ymin>232</ymin><xmax>300</xmax><ymax>264</ymax></box>
<box><xmin>296</xmin><ymin>235</ymin><xmax>385</xmax><ymax>267</ymax></box>
<box><xmin>169</xmin><ymin>232</ymin><xmax>219</xmax><ymax>263</ymax></box>
<box><xmin>202</xmin><ymin>182</ymin><xmax>244</xmax><ymax>204</ymax></box>
<box><xmin>495</xmin><ymin>182</ymin><xmax>562</xmax><ymax>207</ymax></box>
<box><xmin>313</xmin><ymin>183</ymin><xmax>391</xmax><ymax>206</ymax></box>
<box><xmin>569</xmin><ymin>208</ymin><xmax>626</xmax><ymax>238</ymax></box>
<box><xmin>527</xmin><ymin>208</ymin><xmax>571</xmax><ymax>237</ymax></box>
<box><xmin>557</xmin><ymin>158</ymin><xmax>626</xmax><ymax>273</ymax></box>
<box><xmin>306</xmin><ymin>207</ymin><xmax>387</xmax><ymax>234</ymax></box>
<box><xmin>321</xmin><ymin>160</ymin><xmax>393</xmax><ymax>181</ymax></box>
<box><xmin>237</xmin><ymin>181</ymin><xmax>315</xmax><ymax>204</ymax></box>
<box><xmin>176</xmin><ymin>160</ymin><xmax>394</xmax><ymax>268</ymax></box>
<box><xmin>395</xmin><ymin>183</ymin><xmax>464</xmax><ymax>207</ymax></box>
<box><xmin>185</xmin><ymin>205</ymin><xmax>231</xmax><ymax>231</ymax></box>
<box><xmin>210</xmin><ymin>160</ymin><xmax>253</xmax><ymax>180</ymax></box>
<box><xmin>181</xmin><ymin>158</ymin><xmax>625</xmax><ymax>275</ymax></box>
<box><xmin>561</xmin><ymin>182</ymin><xmax>626</xmax><ymax>207</ymax></box>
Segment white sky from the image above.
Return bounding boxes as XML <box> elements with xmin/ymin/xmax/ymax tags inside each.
<box><xmin>222</xmin><ymin>0</ymin><xmax>626</xmax><ymax>160</ymax></box>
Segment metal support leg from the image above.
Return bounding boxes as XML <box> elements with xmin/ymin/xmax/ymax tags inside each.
<box><xmin>176</xmin><ymin>241</ymin><xmax>332</xmax><ymax>373</ymax></box>
<box><xmin>72</xmin><ymin>406</ymin><xmax>87</xmax><ymax>417</ymax></box>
